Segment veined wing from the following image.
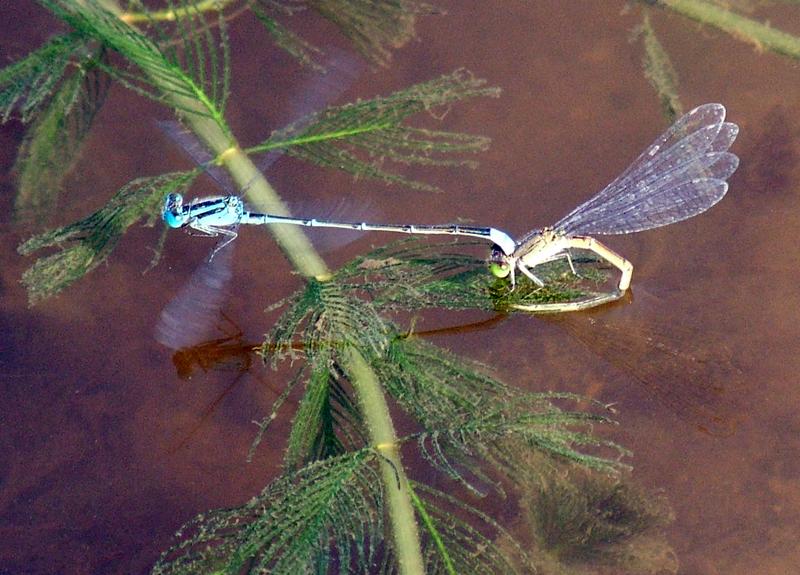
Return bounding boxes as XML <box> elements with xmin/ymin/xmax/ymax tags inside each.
<box><xmin>555</xmin><ymin>103</ymin><xmax>739</xmax><ymax>236</ymax></box>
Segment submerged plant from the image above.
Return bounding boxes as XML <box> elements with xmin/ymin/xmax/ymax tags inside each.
<box><xmin>634</xmin><ymin>0</ymin><xmax>800</xmax><ymax>119</ymax></box>
<box><xmin>519</xmin><ymin>451</ymin><xmax>677</xmax><ymax>574</ymax></box>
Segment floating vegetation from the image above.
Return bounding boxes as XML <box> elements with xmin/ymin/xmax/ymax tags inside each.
<box><xmin>333</xmin><ymin>238</ymin><xmax>613</xmax><ymax>312</ymax></box>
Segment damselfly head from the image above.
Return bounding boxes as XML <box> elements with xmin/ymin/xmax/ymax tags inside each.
<box><xmin>163</xmin><ymin>193</ymin><xmax>186</xmax><ymax>228</ymax></box>
<box><xmin>489</xmin><ymin>245</ymin><xmax>513</xmax><ymax>278</ymax></box>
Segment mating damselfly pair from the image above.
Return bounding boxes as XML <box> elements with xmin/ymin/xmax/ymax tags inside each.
<box><xmin>163</xmin><ymin>103</ymin><xmax>739</xmax><ymax>296</ymax></box>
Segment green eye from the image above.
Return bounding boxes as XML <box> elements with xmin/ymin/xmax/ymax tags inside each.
<box><xmin>490</xmin><ymin>262</ymin><xmax>510</xmax><ymax>278</ymax></box>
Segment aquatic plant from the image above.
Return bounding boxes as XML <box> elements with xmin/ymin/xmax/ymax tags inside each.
<box><xmin>5</xmin><ymin>0</ymin><xmax>788</xmax><ymax>573</ymax></box>
<box><xmin>634</xmin><ymin>0</ymin><xmax>800</xmax><ymax>120</ymax></box>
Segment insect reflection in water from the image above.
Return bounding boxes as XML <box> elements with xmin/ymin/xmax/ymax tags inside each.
<box><xmin>541</xmin><ymin>307</ymin><xmax>742</xmax><ymax>437</ymax></box>
<box><xmin>167</xmin><ymin>296</ymin><xmax>741</xmax><ymax>450</ymax></box>
<box><xmin>166</xmin><ymin>313</ymin><xmax>296</xmax><ymax>451</ymax></box>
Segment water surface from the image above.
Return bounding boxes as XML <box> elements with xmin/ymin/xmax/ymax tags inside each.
<box><xmin>2</xmin><ymin>2</ymin><xmax>799</xmax><ymax>573</ymax></box>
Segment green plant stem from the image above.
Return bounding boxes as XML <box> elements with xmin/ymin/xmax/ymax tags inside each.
<box><xmin>119</xmin><ymin>0</ymin><xmax>236</xmax><ymax>23</ymax></box>
<box><xmin>409</xmin><ymin>484</ymin><xmax>456</xmax><ymax>575</ymax></box>
<box><xmin>346</xmin><ymin>348</ymin><xmax>426</xmax><ymax>575</ymax></box>
<box><xmin>660</xmin><ymin>0</ymin><xmax>800</xmax><ymax>59</ymax></box>
<box><xmin>93</xmin><ymin>1</ymin><xmax>426</xmax><ymax>571</ymax></box>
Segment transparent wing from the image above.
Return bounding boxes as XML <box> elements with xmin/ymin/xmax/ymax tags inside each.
<box><xmin>155</xmin><ymin>242</ymin><xmax>234</xmax><ymax>350</ymax></box>
<box><xmin>555</xmin><ymin>104</ymin><xmax>739</xmax><ymax>236</ymax></box>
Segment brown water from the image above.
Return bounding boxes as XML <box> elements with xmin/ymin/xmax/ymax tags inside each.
<box><xmin>2</xmin><ymin>2</ymin><xmax>800</xmax><ymax>573</ymax></box>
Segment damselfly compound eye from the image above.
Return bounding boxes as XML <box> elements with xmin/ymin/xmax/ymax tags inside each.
<box><xmin>489</xmin><ymin>246</ymin><xmax>511</xmax><ymax>278</ymax></box>
<box><xmin>490</xmin><ymin>262</ymin><xmax>511</xmax><ymax>278</ymax></box>
<box><xmin>163</xmin><ymin>193</ymin><xmax>186</xmax><ymax>228</ymax></box>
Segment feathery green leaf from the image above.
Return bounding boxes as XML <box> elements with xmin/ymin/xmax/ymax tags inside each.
<box><xmin>0</xmin><ymin>32</ymin><xmax>89</xmax><ymax>123</ymax></box>
<box><xmin>412</xmin><ymin>482</ymin><xmax>533</xmax><ymax>575</ymax></box>
<box><xmin>307</xmin><ymin>0</ymin><xmax>434</xmax><ymax>66</ymax></box>
<box><xmin>263</xmin><ymin>278</ymin><xmax>392</xmax><ymax>367</ymax></box>
<box><xmin>251</xmin><ymin>2</ymin><xmax>324</xmax><ymax>71</ymax></box>
<box><xmin>260</xmin><ymin>280</ymin><xmax>390</xmax><ymax>467</ymax></box>
<box><xmin>13</xmin><ymin>54</ymin><xmax>110</xmax><ymax>221</ymax></box>
<box><xmin>284</xmin><ymin>351</ymin><xmax>368</xmax><ymax>468</ymax></box>
<box><xmin>151</xmin><ymin>450</ymin><xmax>384</xmax><ymax>575</ymax></box>
<box><xmin>18</xmin><ymin>170</ymin><xmax>198</xmax><ymax>305</ymax></box>
<box><xmin>246</xmin><ymin>69</ymin><xmax>500</xmax><ymax>191</ymax></box>
<box><xmin>254</xmin><ymin>0</ymin><xmax>436</xmax><ymax>66</ymax></box>
<box><xmin>378</xmin><ymin>335</ymin><xmax>627</xmax><ymax>491</ymax></box>
<box><xmin>39</xmin><ymin>0</ymin><xmax>229</xmax><ymax>123</ymax></box>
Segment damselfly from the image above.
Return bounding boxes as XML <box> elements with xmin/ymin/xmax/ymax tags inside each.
<box><xmin>490</xmin><ymin>103</ymin><xmax>739</xmax><ymax>291</ymax></box>
<box><xmin>162</xmin><ymin>192</ymin><xmax>518</xmax><ymax>256</ymax></box>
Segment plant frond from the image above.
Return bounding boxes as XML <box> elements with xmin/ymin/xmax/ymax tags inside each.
<box><xmin>247</xmin><ymin>366</ymin><xmax>307</xmax><ymax>463</ymax></box>
<box><xmin>39</xmin><ymin>0</ymin><xmax>229</xmax><ymax>124</ymax></box>
<box><xmin>520</xmin><ymin>452</ymin><xmax>677</xmax><ymax>573</ymax></box>
<box><xmin>17</xmin><ymin>170</ymin><xmax>198</xmax><ymax>305</ymax></box>
<box><xmin>246</xmin><ymin>69</ymin><xmax>500</xmax><ymax>191</ymax></box>
<box><xmin>263</xmin><ymin>278</ymin><xmax>392</xmax><ymax>367</ymax></box>
<box><xmin>151</xmin><ymin>449</ymin><xmax>385</xmax><ymax>575</ymax></box>
<box><xmin>379</xmin><ymin>335</ymin><xmax>628</xmax><ymax>491</ymax></box>
<box><xmin>259</xmin><ymin>280</ymin><xmax>389</xmax><ymax>465</ymax></box>
<box><xmin>148</xmin><ymin>0</ymin><xmax>232</xmax><ymax>114</ymax></box>
<box><xmin>637</xmin><ymin>14</ymin><xmax>682</xmax><ymax>121</ymax></box>
<box><xmin>284</xmin><ymin>352</ymin><xmax>368</xmax><ymax>468</ymax></box>
<box><xmin>251</xmin><ymin>2</ymin><xmax>324</xmax><ymax>71</ymax></box>
<box><xmin>411</xmin><ymin>482</ymin><xmax>533</xmax><ymax>575</ymax></box>
<box><xmin>308</xmin><ymin>0</ymin><xmax>435</xmax><ymax>66</ymax></box>
<box><xmin>0</xmin><ymin>32</ymin><xmax>89</xmax><ymax>123</ymax></box>
<box><xmin>378</xmin><ymin>333</ymin><xmax>516</xmax><ymax>430</ymax></box>
<box><xmin>254</xmin><ymin>0</ymin><xmax>437</xmax><ymax>66</ymax></box>
<box><xmin>13</xmin><ymin>52</ymin><xmax>110</xmax><ymax>221</ymax></box>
